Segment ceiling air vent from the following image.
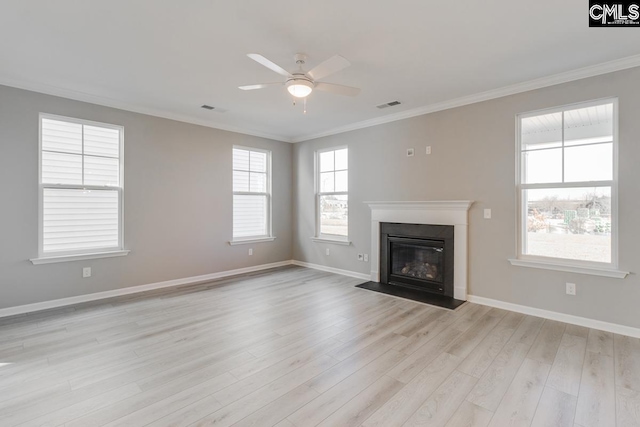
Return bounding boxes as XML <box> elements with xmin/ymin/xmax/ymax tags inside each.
<box><xmin>376</xmin><ymin>101</ymin><xmax>402</xmax><ymax>109</ymax></box>
<box><xmin>201</xmin><ymin>104</ymin><xmax>215</xmax><ymax>110</ymax></box>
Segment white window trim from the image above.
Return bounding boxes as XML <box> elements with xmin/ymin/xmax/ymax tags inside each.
<box><xmin>230</xmin><ymin>145</ymin><xmax>273</xmax><ymax>244</ymax></box>
<box><xmin>314</xmin><ymin>146</ymin><xmax>349</xmax><ymax>243</ymax></box>
<box><xmin>511</xmin><ymin>97</ymin><xmax>628</xmax><ymax>278</ymax></box>
<box><xmin>310</xmin><ymin>237</ymin><xmax>351</xmax><ymax>245</ymax></box>
<box><xmin>31</xmin><ymin>113</ymin><xmax>126</xmax><ymax>265</ymax></box>
<box><xmin>31</xmin><ymin>250</ymin><xmax>130</xmax><ymax>265</ymax></box>
<box><xmin>507</xmin><ymin>258</ymin><xmax>628</xmax><ymax>278</ymax></box>
<box><xmin>229</xmin><ymin>237</ymin><xmax>276</xmax><ymax>246</ymax></box>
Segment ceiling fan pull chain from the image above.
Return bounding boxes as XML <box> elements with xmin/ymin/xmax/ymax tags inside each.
<box><xmin>303</xmin><ymin>97</ymin><xmax>307</xmax><ymax>114</ymax></box>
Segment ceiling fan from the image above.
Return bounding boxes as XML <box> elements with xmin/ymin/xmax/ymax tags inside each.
<box><xmin>239</xmin><ymin>53</ymin><xmax>360</xmax><ymax>99</ymax></box>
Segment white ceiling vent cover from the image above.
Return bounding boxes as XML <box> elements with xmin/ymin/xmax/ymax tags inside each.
<box><xmin>200</xmin><ymin>105</ymin><xmax>227</xmax><ymax>113</ymax></box>
<box><xmin>376</xmin><ymin>101</ymin><xmax>402</xmax><ymax>109</ymax></box>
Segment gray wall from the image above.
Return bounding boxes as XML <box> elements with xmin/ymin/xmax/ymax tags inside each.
<box><xmin>293</xmin><ymin>67</ymin><xmax>640</xmax><ymax>329</ymax></box>
<box><xmin>0</xmin><ymin>85</ymin><xmax>293</xmax><ymax>309</ymax></box>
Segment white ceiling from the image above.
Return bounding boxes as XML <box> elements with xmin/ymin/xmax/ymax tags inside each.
<box><xmin>2</xmin><ymin>1</ymin><xmax>640</xmax><ymax>142</ymax></box>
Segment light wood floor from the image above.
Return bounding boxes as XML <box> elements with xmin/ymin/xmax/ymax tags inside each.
<box><xmin>1</xmin><ymin>266</ymin><xmax>639</xmax><ymax>427</ymax></box>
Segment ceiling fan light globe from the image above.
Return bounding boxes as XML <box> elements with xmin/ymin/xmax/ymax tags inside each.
<box><xmin>286</xmin><ymin>80</ymin><xmax>314</xmax><ymax>98</ymax></box>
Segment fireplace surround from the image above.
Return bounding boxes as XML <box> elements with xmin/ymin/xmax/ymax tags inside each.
<box><xmin>365</xmin><ymin>201</ymin><xmax>473</xmax><ymax>301</ymax></box>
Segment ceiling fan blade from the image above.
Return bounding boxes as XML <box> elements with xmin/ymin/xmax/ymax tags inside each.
<box><xmin>247</xmin><ymin>54</ymin><xmax>292</xmax><ymax>78</ymax></box>
<box><xmin>307</xmin><ymin>55</ymin><xmax>351</xmax><ymax>81</ymax></box>
<box><xmin>315</xmin><ymin>82</ymin><xmax>361</xmax><ymax>97</ymax></box>
<box><xmin>238</xmin><ymin>83</ymin><xmax>282</xmax><ymax>90</ymax></box>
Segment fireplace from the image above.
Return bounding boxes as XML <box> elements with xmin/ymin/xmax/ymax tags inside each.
<box><xmin>380</xmin><ymin>222</ymin><xmax>454</xmax><ymax>297</ymax></box>
<box><xmin>365</xmin><ymin>201</ymin><xmax>472</xmax><ymax>302</ymax></box>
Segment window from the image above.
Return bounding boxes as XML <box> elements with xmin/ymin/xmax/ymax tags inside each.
<box><xmin>37</xmin><ymin>114</ymin><xmax>124</xmax><ymax>259</ymax></box>
<box><xmin>232</xmin><ymin>147</ymin><xmax>272</xmax><ymax>241</ymax></box>
<box><xmin>316</xmin><ymin>147</ymin><xmax>348</xmax><ymax>241</ymax></box>
<box><xmin>516</xmin><ymin>99</ymin><xmax>617</xmax><ymax>267</ymax></box>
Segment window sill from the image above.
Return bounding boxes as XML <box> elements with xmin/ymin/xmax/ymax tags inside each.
<box><xmin>508</xmin><ymin>258</ymin><xmax>629</xmax><ymax>279</ymax></box>
<box><xmin>311</xmin><ymin>237</ymin><xmax>351</xmax><ymax>246</ymax></box>
<box><xmin>229</xmin><ymin>237</ymin><xmax>276</xmax><ymax>245</ymax></box>
<box><xmin>31</xmin><ymin>250</ymin><xmax>130</xmax><ymax>265</ymax></box>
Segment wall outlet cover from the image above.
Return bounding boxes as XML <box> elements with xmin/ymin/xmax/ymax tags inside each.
<box><xmin>364</xmin><ymin>254</ymin><xmax>369</xmax><ymax>262</ymax></box>
<box><xmin>82</xmin><ymin>267</ymin><xmax>91</xmax><ymax>278</ymax></box>
<box><xmin>326</xmin><ymin>248</ymin><xmax>330</xmax><ymax>255</ymax></box>
<box><xmin>484</xmin><ymin>209</ymin><xmax>492</xmax><ymax>219</ymax></box>
<box><xmin>566</xmin><ymin>282</ymin><xmax>576</xmax><ymax>295</ymax></box>
<box><xmin>248</xmin><ymin>248</ymin><xmax>253</xmax><ymax>256</ymax></box>
<box><xmin>407</xmin><ymin>148</ymin><xmax>414</xmax><ymax>157</ymax></box>
<box><xmin>426</xmin><ymin>146</ymin><xmax>432</xmax><ymax>155</ymax></box>
<box><xmin>357</xmin><ymin>254</ymin><xmax>364</xmax><ymax>261</ymax></box>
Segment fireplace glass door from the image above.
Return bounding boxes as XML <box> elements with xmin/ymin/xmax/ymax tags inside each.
<box><xmin>388</xmin><ymin>237</ymin><xmax>445</xmax><ymax>291</ymax></box>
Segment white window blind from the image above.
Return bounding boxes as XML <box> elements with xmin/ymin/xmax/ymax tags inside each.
<box><xmin>232</xmin><ymin>147</ymin><xmax>271</xmax><ymax>239</ymax></box>
<box><xmin>39</xmin><ymin>115</ymin><xmax>123</xmax><ymax>256</ymax></box>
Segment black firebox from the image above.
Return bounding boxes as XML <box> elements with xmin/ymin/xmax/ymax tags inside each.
<box><xmin>380</xmin><ymin>222</ymin><xmax>454</xmax><ymax>297</ymax></box>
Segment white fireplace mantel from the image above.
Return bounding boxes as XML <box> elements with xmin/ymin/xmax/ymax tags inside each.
<box><xmin>365</xmin><ymin>201</ymin><xmax>473</xmax><ymax>301</ymax></box>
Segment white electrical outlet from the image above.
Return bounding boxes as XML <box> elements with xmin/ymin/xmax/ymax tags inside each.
<box><xmin>82</xmin><ymin>267</ymin><xmax>91</xmax><ymax>278</ymax></box>
<box><xmin>484</xmin><ymin>209</ymin><xmax>492</xmax><ymax>219</ymax></box>
<box><xmin>326</xmin><ymin>248</ymin><xmax>330</xmax><ymax>256</ymax></box>
<box><xmin>248</xmin><ymin>248</ymin><xmax>253</xmax><ymax>256</ymax></box>
<box><xmin>425</xmin><ymin>146</ymin><xmax>432</xmax><ymax>155</ymax></box>
<box><xmin>364</xmin><ymin>254</ymin><xmax>369</xmax><ymax>262</ymax></box>
<box><xmin>566</xmin><ymin>282</ymin><xmax>576</xmax><ymax>295</ymax></box>
<box><xmin>357</xmin><ymin>254</ymin><xmax>364</xmax><ymax>261</ymax></box>
<box><xmin>406</xmin><ymin>148</ymin><xmax>414</xmax><ymax>157</ymax></box>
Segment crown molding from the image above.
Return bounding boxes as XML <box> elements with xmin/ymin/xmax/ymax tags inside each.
<box><xmin>3</xmin><ymin>54</ymin><xmax>640</xmax><ymax>145</ymax></box>
<box><xmin>0</xmin><ymin>76</ymin><xmax>292</xmax><ymax>143</ymax></box>
<box><xmin>291</xmin><ymin>54</ymin><xmax>640</xmax><ymax>143</ymax></box>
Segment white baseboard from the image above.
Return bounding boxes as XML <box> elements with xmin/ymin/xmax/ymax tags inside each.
<box><xmin>0</xmin><ymin>260</ymin><xmax>293</xmax><ymax>318</ymax></box>
<box><xmin>468</xmin><ymin>295</ymin><xmax>640</xmax><ymax>339</ymax></box>
<box><xmin>291</xmin><ymin>260</ymin><xmax>371</xmax><ymax>281</ymax></box>
<box><xmin>4</xmin><ymin>260</ymin><xmax>637</xmax><ymax>339</ymax></box>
